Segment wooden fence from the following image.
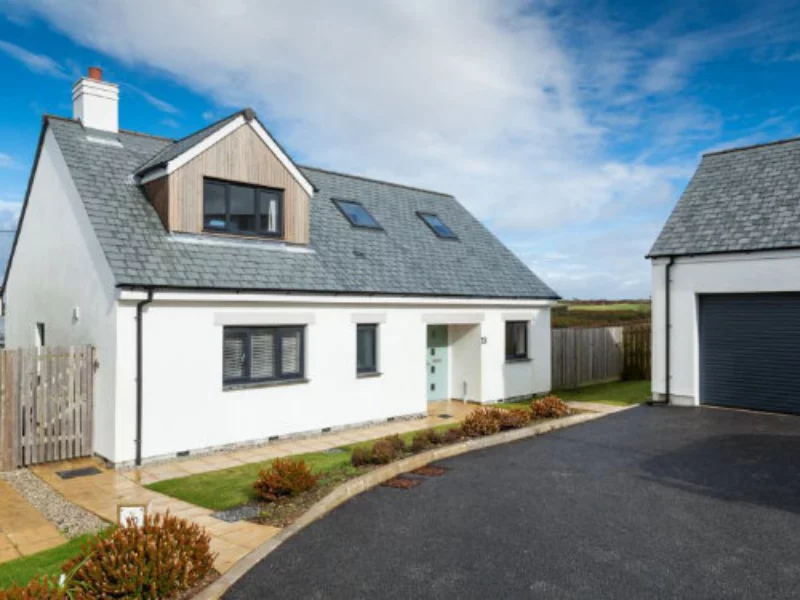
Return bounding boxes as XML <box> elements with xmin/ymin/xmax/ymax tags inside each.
<box><xmin>552</xmin><ymin>323</ymin><xmax>651</xmax><ymax>390</ymax></box>
<box><xmin>0</xmin><ymin>345</ymin><xmax>94</xmax><ymax>470</ymax></box>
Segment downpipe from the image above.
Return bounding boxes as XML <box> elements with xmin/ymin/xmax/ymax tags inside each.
<box><xmin>135</xmin><ymin>289</ymin><xmax>154</xmax><ymax>466</ymax></box>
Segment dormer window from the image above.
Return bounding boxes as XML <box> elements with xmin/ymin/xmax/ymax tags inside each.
<box><xmin>203</xmin><ymin>178</ymin><xmax>283</xmax><ymax>237</ymax></box>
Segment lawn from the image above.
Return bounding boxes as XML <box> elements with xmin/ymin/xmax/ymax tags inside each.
<box><xmin>498</xmin><ymin>379</ymin><xmax>651</xmax><ymax>410</ymax></box>
<box><xmin>147</xmin><ymin>422</ymin><xmax>459</xmax><ymax>512</ymax></box>
<box><xmin>0</xmin><ymin>534</ymin><xmax>96</xmax><ymax>589</ymax></box>
<box><xmin>567</xmin><ymin>302</ymin><xmax>650</xmax><ymax>312</ymax></box>
<box><xmin>559</xmin><ymin>379</ymin><xmax>651</xmax><ymax>406</ymax></box>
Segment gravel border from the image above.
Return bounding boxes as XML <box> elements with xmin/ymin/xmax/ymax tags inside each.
<box><xmin>0</xmin><ymin>470</ymin><xmax>107</xmax><ymax>538</ymax></box>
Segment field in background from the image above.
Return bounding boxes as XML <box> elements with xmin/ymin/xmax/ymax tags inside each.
<box><xmin>552</xmin><ymin>300</ymin><xmax>651</xmax><ymax>329</ymax></box>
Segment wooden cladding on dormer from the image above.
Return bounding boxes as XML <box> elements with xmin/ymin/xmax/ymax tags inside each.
<box><xmin>143</xmin><ymin>124</ymin><xmax>310</xmax><ymax>244</ymax></box>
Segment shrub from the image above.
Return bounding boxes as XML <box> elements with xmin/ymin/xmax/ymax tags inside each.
<box><xmin>351</xmin><ymin>445</ymin><xmax>372</xmax><ymax>467</ymax></box>
<box><xmin>371</xmin><ymin>439</ymin><xmax>398</xmax><ymax>464</ymax></box>
<box><xmin>498</xmin><ymin>408</ymin><xmax>531</xmax><ymax>430</ymax></box>
<box><xmin>441</xmin><ymin>427</ymin><xmax>466</xmax><ymax>444</ymax></box>
<box><xmin>461</xmin><ymin>407</ymin><xmax>502</xmax><ymax>437</ymax></box>
<box><xmin>411</xmin><ymin>428</ymin><xmax>443</xmax><ymax>453</ymax></box>
<box><xmin>530</xmin><ymin>395</ymin><xmax>571</xmax><ymax>419</ymax></box>
<box><xmin>0</xmin><ymin>576</ymin><xmax>65</xmax><ymax>600</ymax></box>
<box><xmin>384</xmin><ymin>434</ymin><xmax>407</xmax><ymax>455</ymax></box>
<box><xmin>59</xmin><ymin>513</ymin><xmax>214</xmax><ymax>600</ymax></box>
<box><xmin>254</xmin><ymin>458</ymin><xmax>320</xmax><ymax>502</ymax></box>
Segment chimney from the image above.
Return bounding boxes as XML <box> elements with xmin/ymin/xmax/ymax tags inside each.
<box><xmin>72</xmin><ymin>67</ymin><xmax>119</xmax><ymax>133</ymax></box>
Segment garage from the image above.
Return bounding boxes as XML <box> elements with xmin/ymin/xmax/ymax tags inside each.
<box><xmin>699</xmin><ymin>293</ymin><xmax>800</xmax><ymax>415</ymax></box>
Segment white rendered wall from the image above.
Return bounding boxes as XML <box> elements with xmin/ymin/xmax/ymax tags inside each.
<box><xmin>651</xmin><ymin>251</ymin><xmax>800</xmax><ymax>406</ymax></box>
<box><xmin>3</xmin><ymin>128</ymin><xmax>118</xmax><ymax>459</ymax></box>
<box><xmin>114</xmin><ymin>297</ymin><xmax>552</xmax><ymax>463</ymax></box>
<box><xmin>449</xmin><ymin>324</ymin><xmax>482</xmax><ymax>401</ymax></box>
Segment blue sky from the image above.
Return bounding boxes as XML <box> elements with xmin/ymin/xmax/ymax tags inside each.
<box><xmin>2</xmin><ymin>1</ymin><xmax>800</xmax><ymax>299</ymax></box>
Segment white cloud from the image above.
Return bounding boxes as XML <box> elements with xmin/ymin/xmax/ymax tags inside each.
<box><xmin>13</xmin><ymin>0</ymin><xmax>798</xmax><ymax>298</ymax></box>
<box><xmin>0</xmin><ymin>153</ymin><xmax>16</xmax><ymax>169</ymax></box>
<box><xmin>124</xmin><ymin>83</ymin><xmax>180</xmax><ymax>114</ymax></box>
<box><xmin>201</xmin><ymin>110</ymin><xmax>214</xmax><ymax>121</ymax></box>
<box><xmin>0</xmin><ymin>199</ymin><xmax>22</xmax><ymax>231</ymax></box>
<box><xmin>0</xmin><ymin>39</ymin><xmax>68</xmax><ymax>78</ymax></box>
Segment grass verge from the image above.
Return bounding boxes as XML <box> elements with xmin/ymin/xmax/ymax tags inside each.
<box><xmin>497</xmin><ymin>379</ymin><xmax>651</xmax><ymax>410</ymax></box>
<box><xmin>147</xmin><ymin>422</ymin><xmax>460</xmax><ymax>512</ymax></box>
<box><xmin>0</xmin><ymin>534</ymin><xmax>95</xmax><ymax>589</ymax></box>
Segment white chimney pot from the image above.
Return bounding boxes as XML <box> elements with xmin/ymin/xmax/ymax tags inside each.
<box><xmin>72</xmin><ymin>67</ymin><xmax>119</xmax><ymax>133</ymax></box>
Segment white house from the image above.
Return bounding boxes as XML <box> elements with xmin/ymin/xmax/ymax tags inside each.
<box><xmin>649</xmin><ymin>137</ymin><xmax>800</xmax><ymax>415</ymax></box>
<box><xmin>3</xmin><ymin>68</ymin><xmax>559</xmax><ymax>466</ymax></box>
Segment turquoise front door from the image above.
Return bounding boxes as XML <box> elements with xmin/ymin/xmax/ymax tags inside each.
<box><xmin>426</xmin><ymin>325</ymin><xmax>448</xmax><ymax>401</ymax></box>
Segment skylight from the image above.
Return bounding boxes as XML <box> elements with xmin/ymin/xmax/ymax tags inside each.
<box><xmin>418</xmin><ymin>212</ymin><xmax>457</xmax><ymax>239</ymax></box>
<box><xmin>333</xmin><ymin>199</ymin><xmax>382</xmax><ymax>229</ymax></box>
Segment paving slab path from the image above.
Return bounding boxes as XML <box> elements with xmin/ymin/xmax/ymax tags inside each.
<box><xmin>0</xmin><ymin>480</ymin><xmax>66</xmax><ymax>564</ymax></box>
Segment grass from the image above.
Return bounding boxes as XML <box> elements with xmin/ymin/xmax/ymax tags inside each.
<box><xmin>497</xmin><ymin>379</ymin><xmax>651</xmax><ymax>410</ymax></box>
<box><xmin>0</xmin><ymin>533</ymin><xmax>96</xmax><ymax>589</ymax></box>
<box><xmin>559</xmin><ymin>379</ymin><xmax>651</xmax><ymax>406</ymax></box>
<box><xmin>147</xmin><ymin>422</ymin><xmax>460</xmax><ymax>512</ymax></box>
<box><xmin>567</xmin><ymin>302</ymin><xmax>650</xmax><ymax>312</ymax></box>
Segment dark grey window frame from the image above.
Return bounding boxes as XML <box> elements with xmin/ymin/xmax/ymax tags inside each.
<box><xmin>505</xmin><ymin>321</ymin><xmax>529</xmax><ymax>361</ymax></box>
<box><xmin>223</xmin><ymin>325</ymin><xmax>305</xmax><ymax>385</ymax></box>
<box><xmin>332</xmin><ymin>198</ymin><xmax>384</xmax><ymax>230</ymax></box>
<box><xmin>203</xmin><ymin>177</ymin><xmax>284</xmax><ymax>238</ymax></box>
<box><xmin>417</xmin><ymin>211</ymin><xmax>458</xmax><ymax>240</ymax></box>
<box><xmin>356</xmin><ymin>323</ymin><xmax>378</xmax><ymax>375</ymax></box>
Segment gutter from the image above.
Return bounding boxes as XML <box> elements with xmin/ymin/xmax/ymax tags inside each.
<box><xmin>135</xmin><ymin>289</ymin><xmax>154</xmax><ymax>466</ymax></box>
<box><xmin>649</xmin><ymin>257</ymin><xmax>673</xmax><ymax>406</ymax></box>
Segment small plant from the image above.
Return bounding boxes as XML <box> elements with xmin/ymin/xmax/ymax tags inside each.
<box><xmin>530</xmin><ymin>395</ymin><xmax>571</xmax><ymax>419</ymax></box>
<box><xmin>0</xmin><ymin>576</ymin><xmax>65</xmax><ymax>600</ymax></box>
<box><xmin>441</xmin><ymin>427</ymin><xmax>466</xmax><ymax>444</ymax></box>
<box><xmin>498</xmin><ymin>408</ymin><xmax>531</xmax><ymax>430</ymax></box>
<box><xmin>371</xmin><ymin>439</ymin><xmax>398</xmax><ymax>464</ymax></box>
<box><xmin>59</xmin><ymin>513</ymin><xmax>214</xmax><ymax>599</ymax></box>
<box><xmin>461</xmin><ymin>407</ymin><xmax>502</xmax><ymax>437</ymax></box>
<box><xmin>384</xmin><ymin>434</ymin><xmax>407</xmax><ymax>454</ymax></box>
<box><xmin>254</xmin><ymin>458</ymin><xmax>320</xmax><ymax>502</ymax></box>
<box><xmin>351</xmin><ymin>445</ymin><xmax>373</xmax><ymax>467</ymax></box>
<box><xmin>411</xmin><ymin>428</ymin><xmax>442</xmax><ymax>452</ymax></box>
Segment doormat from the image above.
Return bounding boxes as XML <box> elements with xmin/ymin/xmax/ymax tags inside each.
<box><xmin>56</xmin><ymin>466</ymin><xmax>102</xmax><ymax>480</ymax></box>
<box><xmin>411</xmin><ymin>465</ymin><xmax>447</xmax><ymax>477</ymax></box>
<box><xmin>438</xmin><ymin>414</ymin><xmax>453</xmax><ymax>419</ymax></box>
<box><xmin>381</xmin><ymin>476</ymin><xmax>423</xmax><ymax>490</ymax></box>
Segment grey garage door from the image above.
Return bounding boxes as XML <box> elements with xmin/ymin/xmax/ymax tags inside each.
<box><xmin>699</xmin><ymin>293</ymin><xmax>800</xmax><ymax>414</ymax></box>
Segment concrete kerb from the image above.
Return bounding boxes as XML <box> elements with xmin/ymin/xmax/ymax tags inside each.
<box><xmin>194</xmin><ymin>410</ymin><xmax>610</xmax><ymax>599</ymax></box>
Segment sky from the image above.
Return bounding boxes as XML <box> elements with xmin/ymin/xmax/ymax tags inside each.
<box><xmin>1</xmin><ymin>1</ymin><xmax>800</xmax><ymax>299</ymax></box>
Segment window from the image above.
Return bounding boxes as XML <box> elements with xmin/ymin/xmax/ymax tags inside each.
<box><xmin>356</xmin><ymin>324</ymin><xmax>378</xmax><ymax>374</ymax></box>
<box><xmin>223</xmin><ymin>326</ymin><xmax>304</xmax><ymax>385</ymax></box>
<box><xmin>417</xmin><ymin>212</ymin><xmax>457</xmax><ymax>239</ymax></box>
<box><xmin>35</xmin><ymin>323</ymin><xmax>45</xmax><ymax>347</ymax></box>
<box><xmin>203</xmin><ymin>179</ymin><xmax>283</xmax><ymax>237</ymax></box>
<box><xmin>505</xmin><ymin>321</ymin><xmax>528</xmax><ymax>360</ymax></box>
<box><xmin>333</xmin><ymin>199</ymin><xmax>382</xmax><ymax>229</ymax></box>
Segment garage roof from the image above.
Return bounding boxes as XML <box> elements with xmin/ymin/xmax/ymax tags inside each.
<box><xmin>648</xmin><ymin>136</ymin><xmax>800</xmax><ymax>258</ymax></box>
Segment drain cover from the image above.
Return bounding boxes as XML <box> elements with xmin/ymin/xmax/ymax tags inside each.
<box><xmin>438</xmin><ymin>413</ymin><xmax>453</xmax><ymax>419</ymax></box>
<box><xmin>212</xmin><ymin>505</ymin><xmax>261</xmax><ymax>522</ymax></box>
<box><xmin>56</xmin><ymin>466</ymin><xmax>102</xmax><ymax>480</ymax></box>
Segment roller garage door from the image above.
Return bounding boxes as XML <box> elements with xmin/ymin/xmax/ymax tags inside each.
<box><xmin>699</xmin><ymin>293</ymin><xmax>800</xmax><ymax>414</ymax></box>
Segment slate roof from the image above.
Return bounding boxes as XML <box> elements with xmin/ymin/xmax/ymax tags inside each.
<box><xmin>649</xmin><ymin>137</ymin><xmax>800</xmax><ymax>257</ymax></box>
<box><xmin>135</xmin><ymin>111</ymin><xmax>242</xmax><ymax>175</ymax></box>
<box><xmin>36</xmin><ymin>115</ymin><xmax>557</xmax><ymax>299</ymax></box>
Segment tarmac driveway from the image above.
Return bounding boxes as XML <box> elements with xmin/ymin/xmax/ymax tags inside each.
<box><xmin>225</xmin><ymin>406</ymin><xmax>800</xmax><ymax>599</ymax></box>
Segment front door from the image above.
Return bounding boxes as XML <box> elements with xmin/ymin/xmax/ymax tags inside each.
<box><xmin>426</xmin><ymin>325</ymin><xmax>448</xmax><ymax>401</ymax></box>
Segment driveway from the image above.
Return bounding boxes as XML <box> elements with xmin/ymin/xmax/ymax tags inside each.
<box><xmin>225</xmin><ymin>406</ymin><xmax>800</xmax><ymax>599</ymax></box>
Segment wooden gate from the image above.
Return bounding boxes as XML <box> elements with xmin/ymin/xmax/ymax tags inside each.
<box><xmin>0</xmin><ymin>345</ymin><xmax>95</xmax><ymax>470</ymax></box>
